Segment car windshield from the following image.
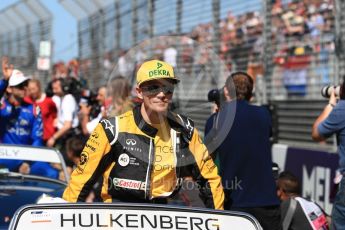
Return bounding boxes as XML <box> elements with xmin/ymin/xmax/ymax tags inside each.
<box><xmin>0</xmin><ymin>144</ymin><xmax>69</xmax><ymax>182</ymax></box>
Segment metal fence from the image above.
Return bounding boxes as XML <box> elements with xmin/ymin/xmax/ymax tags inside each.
<box><xmin>0</xmin><ymin>0</ymin><xmax>52</xmax><ymax>86</ymax></box>
<box><xmin>60</xmin><ymin>0</ymin><xmax>342</xmax><ymax>149</ymax></box>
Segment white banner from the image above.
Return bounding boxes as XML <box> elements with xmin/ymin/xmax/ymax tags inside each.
<box><xmin>11</xmin><ymin>205</ymin><xmax>261</xmax><ymax>230</ymax></box>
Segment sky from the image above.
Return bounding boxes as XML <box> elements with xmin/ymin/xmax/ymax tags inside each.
<box><xmin>0</xmin><ymin>0</ymin><xmax>77</xmax><ymax>62</ymax></box>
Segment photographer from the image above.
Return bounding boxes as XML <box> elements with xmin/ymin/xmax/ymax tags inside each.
<box><xmin>79</xmin><ymin>86</ymin><xmax>106</xmax><ymax>135</ymax></box>
<box><xmin>205</xmin><ymin>72</ymin><xmax>280</xmax><ymax>229</ymax></box>
<box><xmin>312</xmin><ymin>81</ymin><xmax>345</xmax><ymax>229</ymax></box>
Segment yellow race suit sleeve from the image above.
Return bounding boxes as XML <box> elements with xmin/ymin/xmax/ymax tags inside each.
<box><xmin>63</xmin><ymin>123</ymin><xmax>112</xmax><ymax>202</ymax></box>
<box><xmin>188</xmin><ymin>128</ymin><xmax>224</xmax><ymax>210</ymax></box>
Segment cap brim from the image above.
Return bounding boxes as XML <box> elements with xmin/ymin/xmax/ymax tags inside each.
<box><xmin>9</xmin><ymin>77</ymin><xmax>30</xmax><ymax>87</ymax></box>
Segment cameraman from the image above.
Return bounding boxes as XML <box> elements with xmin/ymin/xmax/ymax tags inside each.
<box><xmin>312</xmin><ymin>82</ymin><xmax>345</xmax><ymax>229</ymax></box>
<box><xmin>79</xmin><ymin>86</ymin><xmax>107</xmax><ymax>135</ymax></box>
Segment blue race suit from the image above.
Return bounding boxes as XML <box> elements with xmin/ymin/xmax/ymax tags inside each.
<box><xmin>0</xmin><ymin>79</ymin><xmax>43</xmax><ymax>146</ymax></box>
<box><xmin>0</xmin><ymin>79</ymin><xmax>58</xmax><ymax>178</ymax></box>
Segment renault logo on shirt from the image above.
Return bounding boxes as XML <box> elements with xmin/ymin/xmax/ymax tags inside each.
<box><xmin>126</xmin><ymin>139</ymin><xmax>136</xmax><ymax>146</ymax></box>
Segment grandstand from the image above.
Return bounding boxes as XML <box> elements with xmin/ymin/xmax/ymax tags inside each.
<box><xmin>0</xmin><ymin>0</ymin><xmax>52</xmax><ymax>86</ymax></box>
<box><xmin>60</xmin><ymin>0</ymin><xmax>340</xmax><ymax>151</ymax></box>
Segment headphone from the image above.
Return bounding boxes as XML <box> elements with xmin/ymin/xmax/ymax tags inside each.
<box><xmin>57</xmin><ymin>78</ymin><xmax>71</xmax><ymax>94</ymax></box>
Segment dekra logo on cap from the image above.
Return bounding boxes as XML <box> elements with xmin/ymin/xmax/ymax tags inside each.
<box><xmin>148</xmin><ymin>62</ymin><xmax>171</xmax><ymax>78</ymax></box>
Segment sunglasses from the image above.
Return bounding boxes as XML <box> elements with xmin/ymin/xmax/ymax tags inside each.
<box><xmin>15</xmin><ymin>82</ymin><xmax>28</xmax><ymax>90</ymax></box>
<box><xmin>141</xmin><ymin>84</ymin><xmax>174</xmax><ymax>96</ymax></box>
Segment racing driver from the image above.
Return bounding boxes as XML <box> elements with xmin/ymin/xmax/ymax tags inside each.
<box><xmin>63</xmin><ymin>60</ymin><xmax>224</xmax><ymax>209</ymax></box>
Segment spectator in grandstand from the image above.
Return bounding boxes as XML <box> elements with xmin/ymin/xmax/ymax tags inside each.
<box><xmin>48</xmin><ymin>78</ymin><xmax>79</xmax><ymax>167</ymax></box>
<box><xmin>107</xmin><ymin>76</ymin><xmax>133</xmax><ymax>117</ymax></box>
<box><xmin>282</xmin><ymin>44</ymin><xmax>312</xmax><ymax>97</ymax></box>
<box><xmin>281</xmin><ymin>2</ymin><xmax>308</xmax><ymax>38</ymax></box>
<box><xmin>163</xmin><ymin>45</ymin><xmax>177</xmax><ymax>68</ymax></box>
<box><xmin>306</xmin><ymin>6</ymin><xmax>325</xmax><ymax>39</ymax></box>
<box><xmin>52</xmin><ymin>62</ymin><xmax>68</xmax><ymax>80</ymax></box>
<box><xmin>205</xmin><ymin>71</ymin><xmax>280</xmax><ymax>229</ymax></box>
<box><xmin>26</xmin><ymin>79</ymin><xmax>57</xmax><ymax>144</ymax></box>
<box><xmin>312</xmin><ymin>80</ymin><xmax>345</xmax><ymax>229</ymax></box>
<box><xmin>79</xmin><ymin>86</ymin><xmax>107</xmax><ymax>135</ymax></box>
<box><xmin>63</xmin><ymin>60</ymin><xmax>224</xmax><ymax>210</ymax></box>
<box><xmin>277</xmin><ymin>171</ymin><xmax>329</xmax><ymax>230</ymax></box>
<box><xmin>118</xmin><ymin>50</ymin><xmax>132</xmax><ymax>77</ymax></box>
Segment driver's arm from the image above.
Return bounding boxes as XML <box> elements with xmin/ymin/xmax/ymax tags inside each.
<box><xmin>188</xmin><ymin>128</ymin><xmax>224</xmax><ymax>210</ymax></box>
<box><xmin>63</xmin><ymin>123</ymin><xmax>112</xmax><ymax>202</ymax></box>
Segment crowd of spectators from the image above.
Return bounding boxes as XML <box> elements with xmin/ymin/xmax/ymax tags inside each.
<box><xmin>99</xmin><ymin>0</ymin><xmax>335</xmax><ymax>97</ymax></box>
<box><xmin>76</xmin><ymin>0</ymin><xmax>335</xmax><ymax>99</ymax></box>
<box><xmin>0</xmin><ymin>57</ymin><xmax>135</xmax><ymax>180</ymax></box>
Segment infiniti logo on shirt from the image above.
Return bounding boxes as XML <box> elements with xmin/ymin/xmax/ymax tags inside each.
<box><xmin>126</xmin><ymin>139</ymin><xmax>137</xmax><ymax>146</ymax></box>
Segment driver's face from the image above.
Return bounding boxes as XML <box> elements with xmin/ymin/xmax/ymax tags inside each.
<box><xmin>137</xmin><ymin>79</ymin><xmax>175</xmax><ymax>114</ymax></box>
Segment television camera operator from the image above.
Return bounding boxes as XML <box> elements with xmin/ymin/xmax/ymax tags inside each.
<box><xmin>79</xmin><ymin>86</ymin><xmax>106</xmax><ymax>135</ymax></box>
<box><xmin>312</xmin><ymin>79</ymin><xmax>345</xmax><ymax>229</ymax></box>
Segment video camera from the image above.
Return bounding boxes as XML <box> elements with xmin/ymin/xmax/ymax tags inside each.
<box><xmin>208</xmin><ymin>88</ymin><xmax>225</xmax><ymax>107</ymax></box>
<box><xmin>80</xmin><ymin>89</ymin><xmax>101</xmax><ymax>119</ymax></box>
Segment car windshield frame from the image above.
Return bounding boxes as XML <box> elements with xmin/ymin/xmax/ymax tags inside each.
<box><xmin>0</xmin><ymin>144</ymin><xmax>69</xmax><ymax>182</ymax></box>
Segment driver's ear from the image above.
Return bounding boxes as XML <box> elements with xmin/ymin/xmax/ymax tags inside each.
<box><xmin>136</xmin><ymin>86</ymin><xmax>143</xmax><ymax>100</ymax></box>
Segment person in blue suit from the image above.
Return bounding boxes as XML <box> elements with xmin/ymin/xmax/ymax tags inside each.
<box><xmin>0</xmin><ymin>57</ymin><xmax>57</xmax><ymax>179</ymax></box>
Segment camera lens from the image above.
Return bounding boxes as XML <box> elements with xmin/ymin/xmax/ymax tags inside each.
<box><xmin>208</xmin><ymin>89</ymin><xmax>220</xmax><ymax>103</ymax></box>
<box><xmin>321</xmin><ymin>85</ymin><xmax>340</xmax><ymax>98</ymax></box>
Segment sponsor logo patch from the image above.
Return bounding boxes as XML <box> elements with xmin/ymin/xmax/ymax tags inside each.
<box><xmin>77</xmin><ymin>152</ymin><xmax>89</xmax><ymax>174</ymax></box>
<box><xmin>101</xmin><ymin>119</ymin><xmax>114</xmax><ymax>136</ymax></box>
<box><xmin>126</xmin><ymin>139</ymin><xmax>136</xmax><ymax>146</ymax></box>
<box><xmin>30</xmin><ymin>211</ymin><xmax>52</xmax><ymax>223</ymax></box>
<box><xmin>91</xmin><ymin>131</ymin><xmax>99</xmax><ymax>139</ymax></box>
<box><xmin>89</xmin><ymin>138</ymin><xmax>100</xmax><ymax>146</ymax></box>
<box><xmin>118</xmin><ymin>153</ymin><xmax>130</xmax><ymax>167</ymax></box>
<box><xmin>113</xmin><ymin>178</ymin><xmax>145</xmax><ymax>190</ymax></box>
<box><xmin>85</xmin><ymin>143</ymin><xmax>96</xmax><ymax>152</ymax></box>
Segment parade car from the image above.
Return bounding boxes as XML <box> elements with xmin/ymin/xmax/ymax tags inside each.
<box><xmin>0</xmin><ymin>144</ymin><xmax>68</xmax><ymax>229</ymax></box>
<box><xmin>9</xmin><ymin>203</ymin><xmax>263</xmax><ymax>230</ymax></box>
